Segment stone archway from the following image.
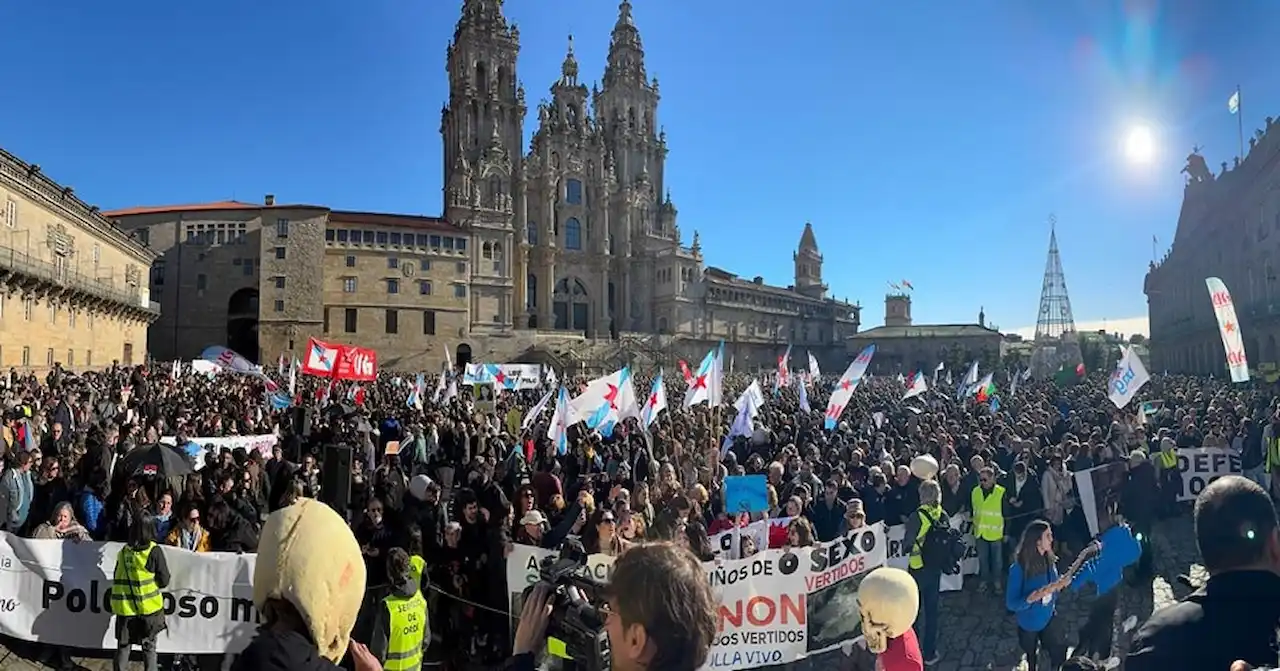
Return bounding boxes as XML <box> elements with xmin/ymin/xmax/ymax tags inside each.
<box><xmin>455</xmin><ymin>343</ymin><xmax>473</xmax><ymax>370</ymax></box>
<box><xmin>553</xmin><ymin>277</ymin><xmax>590</xmax><ymax>334</ymax></box>
<box><xmin>226</xmin><ymin>288</ymin><xmax>260</xmax><ymax>363</ymax></box>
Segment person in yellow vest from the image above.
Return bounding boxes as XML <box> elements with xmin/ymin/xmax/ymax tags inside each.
<box><xmin>902</xmin><ymin>479</ymin><xmax>944</xmax><ymax>666</ymax></box>
<box><xmin>370</xmin><ymin>548</ymin><xmax>429</xmax><ymax>671</ymax></box>
<box><xmin>110</xmin><ymin>510</ymin><xmax>170</xmax><ymax>671</ymax></box>
<box><xmin>970</xmin><ymin>466</ymin><xmax>1007</xmax><ymax>596</ymax></box>
<box><xmin>1261</xmin><ymin>416</ymin><xmax>1280</xmax><ymax>499</ymax></box>
<box><xmin>1155</xmin><ymin>437</ymin><xmax>1182</xmax><ymax>517</ymax></box>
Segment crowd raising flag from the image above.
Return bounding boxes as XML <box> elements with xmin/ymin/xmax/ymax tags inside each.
<box><xmin>521</xmin><ymin>387</ymin><xmax>555</xmax><ymax>431</ymax></box>
<box><xmin>931</xmin><ymin>361</ymin><xmax>944</xmax><ymax>387</ymax></box>
<box><xmin>1107</xmin><ymin>345</ymin><xmax>1151</xmax><ymax>409</ymax></box>
<box><xmin>973</xmin><ymin>373</ymin><xmax>996</xmax><ymax>403</ymax></box>
<box><xmin>796</xmin><ymin>374</ymin><xmax>811</xmax><ymax>413</ymax></box>
<box><xmin>571</xmin><ymin>367</ymin><xmax>639</xmax><ymax>437</ymax></box>
<box><xmin>546</xmin><ymin>386</ymin><xmax>572</xmax><ymax>455</ymax></box>
<box><xmin>808</xmin><ymin>351</ymin><xmax>821</xmax><ymax>378</ymax></box>
<box><xmin>640</xmin><ymin>370</ymin><xmax>668</xmax><ymax>431</ymax></box>
<box><xmin>722</xmin><ymin>391</ymin><xmax>757</xmax><ymax>456</ymax></box>
<box><xmin>824</xmin><ymin>344</ymin><xmax>876</xmax><ymax>430</ymax></box>
<box><xmin>735</xmin><ymin>380</ymin><xmax>766</xmax><ymax>421</ymax></box>
<box><xmin>774</xmin><ymin>345</ymin><xmax>792</xmax><ymax>395</ymax></box>
<box><xmin>683</xmin><ymin>342</ymin><xmax>725</xmax><ymax>408</ymax></box>
<box><xmin>902</xmin><ymin>370</ymin><xmax>928</xmax><ymax>401</ymax></box>
<box><xmin>957</xmin><ymin>360</ymin><xmax>979</xmax><ymax>397</ymax></box>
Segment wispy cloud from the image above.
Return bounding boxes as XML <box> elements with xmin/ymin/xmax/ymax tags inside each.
<box><xmin>1008</xmin><ymin>316</ymin><xmax>1149</xmax><ymax>341</ymax></box>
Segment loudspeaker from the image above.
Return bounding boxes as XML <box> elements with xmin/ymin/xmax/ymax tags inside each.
<box><xmin>321</xmin><ymin>444</ymin><xmax>353</xmax><ymax>512</ymax></box>
<box><xmin>293</xmin><ymin>407</ymin><xmax>312</xmax><ymax>438</ymax></box>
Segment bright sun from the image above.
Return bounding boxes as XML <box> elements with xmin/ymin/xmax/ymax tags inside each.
<box><xmin>1125</xmin><ymin>124</ymin><xmax>1156</xmax><ymax>164</ymax></box>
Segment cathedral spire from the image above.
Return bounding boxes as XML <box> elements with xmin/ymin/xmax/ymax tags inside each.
<box><xmin>455</xmin><ymin>0</ymin><xmax>508</xmax><ymax>38</ymax></box>
<box><xmin>603</xmin><ymin>0</ymin><xmax>648</xmax><ymax>89</ymax></box>
<box><xmin>561</xmin><ymin>34</ymin><xmax>579</xmax><ymax>85</ymax></box>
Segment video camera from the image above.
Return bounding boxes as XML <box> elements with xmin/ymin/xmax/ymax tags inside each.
<box><xmin>523</xmin><ymin>539</ymin><xmax>611</xmax><ymax>670</ymax></box>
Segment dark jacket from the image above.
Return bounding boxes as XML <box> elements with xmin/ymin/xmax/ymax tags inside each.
<box><xmin>1127</xmin><ymin>570</ymin><xmax>1280</xmax><ymax>671</ymax></box>
<box><xmin>806</xmin><ymin>496</ymin><xmax>847</xmax><ymax>543</ymax></box>
<box><xmin>368</xmin><ymin>577</ymin><xmax>424</xmax><ymax>665</ymax></box>
<box><xmin>233</xmin><ymin>628</ymin><xmax>342</xmax><ymax>671</ymax></box>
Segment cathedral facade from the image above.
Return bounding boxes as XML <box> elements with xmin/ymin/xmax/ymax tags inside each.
<box><xmin>101</xmin><ymin>0</ymin><xmax>859</xmax><ymax>372</ymax></box>
<box><xmin>441</xmin><ymin>0</ymin><xmax>858</xmax><ymax>364</ymax></box>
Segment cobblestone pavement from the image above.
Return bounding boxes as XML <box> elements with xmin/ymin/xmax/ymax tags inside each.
<box><xmin>0</xmin><ymin>515</ymin><xmax>1202</xmax><ymax>671</ymax></box>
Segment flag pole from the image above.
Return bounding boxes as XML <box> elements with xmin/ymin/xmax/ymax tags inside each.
<box><xmin>1237</xmin><ymin>84</ymin><xmax>1245</xmax><ymax>162</ymax></box>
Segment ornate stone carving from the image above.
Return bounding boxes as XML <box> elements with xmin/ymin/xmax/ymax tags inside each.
<box><xmin>125</xmin><ymin>264</ymin><xmax>141</xmax><ymax>287</ymax></box>
<box><xmin>46</xmin><ymin>223</ymin><xmax>75</xmax><ymax>257</ymax></box>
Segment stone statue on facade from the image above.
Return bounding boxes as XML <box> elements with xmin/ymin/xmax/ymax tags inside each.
<box><xmin>1182</xmin><ymin>147</ymin><xmax>1212</xmax><ymax>184</ymax></box>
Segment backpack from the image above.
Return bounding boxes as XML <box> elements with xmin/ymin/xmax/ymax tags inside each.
<box><xmin>918</xmin><ymin>508</ymin><xmax>965</xmax><ymax>575</ymax></box>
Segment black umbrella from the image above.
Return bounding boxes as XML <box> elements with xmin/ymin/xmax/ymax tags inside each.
<box><xmin>118</xmin><ymin>443</ymin><xmax>194</xmax><ymax>479</ymax></box>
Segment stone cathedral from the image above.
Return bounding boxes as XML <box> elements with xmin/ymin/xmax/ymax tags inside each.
<box><xmin>440</xmin><ymin>0</ymin><xmax>859</xmax><ymax>360</ymax></box>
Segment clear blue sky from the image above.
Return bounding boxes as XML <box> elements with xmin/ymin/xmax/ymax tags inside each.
<box><xmin>3</xmin><ymin>0</ymin><xmax>1277</xmax><ymax>336</ymax></box>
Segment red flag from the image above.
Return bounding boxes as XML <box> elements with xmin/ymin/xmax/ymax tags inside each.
<box><xmin>1075</xmin><ymin>363</ymin><xmax>1086</xmax><ymax>376</ymax></box>
<box><xmin>678</xmin><ymin>360</ymin><xmax>693</xmax><ymax>384</ymax></box>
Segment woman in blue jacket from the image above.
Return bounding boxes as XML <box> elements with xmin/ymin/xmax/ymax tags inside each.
<box><xmin>1006</xmin><ymin>520</ymin><xmax>1069</xmax><ymax>671</ymax></box>
<box><xmin>1069</xmin><ymin>509</ymin><xmax>1142</xmax><ymax>663</ymax></box>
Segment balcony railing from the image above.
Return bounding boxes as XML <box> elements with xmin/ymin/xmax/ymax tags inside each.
<box><xmin>0</xmin><ymin>243</ymin><xmax>160</xmax><ymax>315</ymax></box>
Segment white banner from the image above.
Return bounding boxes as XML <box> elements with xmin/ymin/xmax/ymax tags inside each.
<box><xmin>463</xmin><ymin>363</ymin><xmax>543</xmax><ymax>390</ymax></box>
<box><xmin>884</xmin><ymin>513</ymin><xmax>979</xmax><ymax>592</ymax></box>
<box><xmin>507</xmin><ymin>524</ymin><xmax>888</xmax><ymax>670</ymax></box>
<box><xmin>0</xmin><ymin>534</ymin><xmax>257</xmax><ymax>654</ymax></box>
<box><xmin>160</xmin><ymin>434</ymin><xmax>278</xmax><ymax>471</ymax></box>
<box><xmin>1206</xmin><ymin>277</ymin><xmax>1250</xmax><ymax>383</ymax></box>
<box><xmin>708</xmin><ymin>517</ymin><xmax>793</xmax><ymax>560</ymax></box>
<box><xmin>1177</xmin><ymin>447</ymin><xmax>1242</xmax><ymax>502</ymax></box>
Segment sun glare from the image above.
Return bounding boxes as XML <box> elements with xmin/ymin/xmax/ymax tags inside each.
<box><xmin>1125</xmin><ymin>124</ymin><xmax>1155</xmax><ymax>164</ymax></box>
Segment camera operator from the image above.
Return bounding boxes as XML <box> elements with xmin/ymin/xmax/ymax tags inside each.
<box><xmin>1126</xmin><ymin>476</ymin><xmax>1280</xmax><ymax>671</ymax></box>
<box><xmin>510</xmin><ymin>542</ymin><xmax>717</xmax><ymax>671</ymax></box>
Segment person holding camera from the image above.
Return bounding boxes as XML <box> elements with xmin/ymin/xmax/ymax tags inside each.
<box><xmin>1127</xmin><ymin>476</ymin><xmax>1280</xmax><ymax>671</ymax></box>
<box><xmin>509</xmin><ymin>543</ymin><xmax>716</xmax><ymax>671</ymax></box>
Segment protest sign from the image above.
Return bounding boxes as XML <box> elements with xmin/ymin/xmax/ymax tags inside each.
<box><xmin>0</xmin><ymin>534</ymin><xmax>257</xmax><ymax>654</ymax></box>
<box><xmin>709</xmin><ymin>517</ymin><xmax>793</xmax><ymax>560</ymax></box>
<box><xmin>1075</xmin><ymin>462</ymin><xmax>1129</xmax><ymax>536</ymax></box>
<box><xmin>506</xmin><ymin>524</ymin><xmax>888</xmax><ymax>670</ymax></box>
<box><xmin>160</xmin><ymin>434</ymin><xmax>277</xmax><ymax>471</ymax></box>
<box><xmin>1176</xmin><ymin>447</ymin><xmax>1243</xmax><ymax>501</ymax></box>
<box><xmin>723</xmin><ymin>476</ymin><xmax>768</xmax><ymax>514</ymax></box>
<box><xmin>884</xmin><ymin>513</ymin><xmax>979</xmax><ymax>592</ymax></box>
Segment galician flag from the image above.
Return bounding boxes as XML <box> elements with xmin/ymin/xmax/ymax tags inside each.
<box><xmin>683</xmin><ymin>342</ymin><xmax>725</xmax><ymax>408</ymax></box>
<box><xmin>640</xmin><ymin>370</ymin><xmax>668</xmax><ymax>431</ymax></box>
<box><xmin>903</xmin><ymin>371</ymin><xmax>928</xmax><ymax>401</ymax></box>
<box><xmin>547</xmin><ymin>386</ymin><xmax>572</xmax><ymax>455</ymax></box>
<box><xmin>824</xmin><ymin>344</ymin><xmax>876</xmax><ymax>430</ymax></box>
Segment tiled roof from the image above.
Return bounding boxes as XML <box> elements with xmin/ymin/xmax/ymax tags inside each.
<box><xmin>102</xmin><ymin>201</ymin><xmax>297</xmax><ymax>217</ymax></box>
<box><xmin>328</xmin><ymin>210</ymin><xmax>457</xmax><ymax>232</ymax></box>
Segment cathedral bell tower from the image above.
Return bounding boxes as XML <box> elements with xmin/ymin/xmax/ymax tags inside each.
<box><xmin>794</xmin><ymin>222</ymin><xmax>826</xmax><ymax>299</ymax></box>
<box><xmin>440</xmin><ymin>0</ymin><xmax>525</xmax><ymax>328</ymax></box>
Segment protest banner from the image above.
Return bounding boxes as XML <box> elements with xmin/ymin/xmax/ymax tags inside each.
<box><xmin>0</xmin><ymin>533</ymin><xmax>258</xmax><ymax>654</ymax></box>
<box><xmin>709</xmin><ymin>517</ymin><xmax>793</xmax><ymax>560</ymax></box>
<box><xmin>463</xmin><ymin>363</ymin><xmax>544</xmax><ymax>390</ymax></box>
<box><xmin>507</xmin><ymin>524</ymin><xmax>887</xmax><ymax>670</ymax></box>
<box><xmin>1176</xmin><ymin>447</ymin><xmax>1243</xmax><ymax>501</ymax></box>
<box><xmin>160</xmin><ymin>434</ymin><xmax>278</xmax><ymax>471</ymax></box>
<box><xmin>1074</xmin><ymin>461</ymin><xmax>1129</xmax><ymax>536</ymax></box>
<box><xmin>884</xmin><ymin>513</ymin><xmax>979</xmax><ymax>591</ymax></box>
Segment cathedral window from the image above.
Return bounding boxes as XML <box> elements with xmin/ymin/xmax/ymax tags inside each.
<box><xmin>527</xmin><ymin>221</ymin><xmax>538</xmax><ymax>246</ymax></box>
<box><xmin>566</xmin><ymin>179</ymin><xmax>583</xmax><ymax>205</ymax></box>
<box><xmin>475</xmin><ymin>61</ymin><xmax>488</xmax><ymax>93</ymax></box>
<box><xmin>628</xmin><ymin>108</ymin><xmax>636</xmax><ymax>132</ymax></box>
<box><xmin>565</xmin><ymin>218</ymin><xmax>583</xmax><ymax>250</ymax></box>
<box><xmin>482</xmin><ymin>242</ymin><xmax>494</xmax><ymax>260</ymax></box>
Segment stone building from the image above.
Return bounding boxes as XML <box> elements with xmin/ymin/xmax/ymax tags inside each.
<box><xmin>845</xmin><ymin>294</ymin><xmax>1003</xmax><ymax>375</ymax></box>
<box><xmin>102</xmin><ymin>0</ymin><xmax>859</xmax><ymax>371</ymax></box>
<box><xmin>1146</xmin><ymin>118</ymin><xmax>1280</xmax><ymax>374</ymax></box>
<box><xmin>103</xmin><ymin>200</ymin><xmax>472</xmax><ymax>371</ymax></box>
<box><xmin>0</xmin><ymin>147</ymin><xmax>159</xmax><ymax>371</ymax></box>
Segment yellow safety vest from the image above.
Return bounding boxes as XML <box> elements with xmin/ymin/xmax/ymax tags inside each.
<box><xmin>548</xmin><ymin>637</ymin><xmax>571</xmax><ymax>659</ymax></box>
<box><xmin>971</xmin><ymin>484</ymin><xmax>1006</xmax><ymax>542</ymax></box>
<box><xmin>409</xmin><ymin>555</ymin><xmax>425</xmax><ymax>589</ymax></box>
<box><xmin>110</xmin><ymin>542</ymin><xmax>164</xmax><ymax>617</ymax></box>
<box><xmin>1267</xmin><ymin>437</ymin><xmax>1280</xmax><ymax>473</ymax></box>
<box><xmin>908</xmin><ymin>504</ymin><xmax>945</xmax><ymax>570</ymax></box>
<box><xmin>1158</xmin><ymin>450</ymin><xmax>1178</xmax><ymax>470</ymax></box>
<box><xmin>383</xmin><ymin>590</ymin><xmax>428</xmax><ymax>671</ymax></box>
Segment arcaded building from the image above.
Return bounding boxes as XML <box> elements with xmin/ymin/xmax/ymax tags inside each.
<box><xmin>1146</xmin><ymin>116</ymin><xmax>1280</xmax><ymax>374</ymax></box>
<box><xmin>0</xmin><ymin>147</ymin><xmax>159</xmax><ymax>371</ymax></box>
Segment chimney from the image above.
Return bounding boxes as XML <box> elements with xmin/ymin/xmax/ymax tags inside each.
<box><xmin>264</xmin><ymin>194</ymin><xmax>276</xmax><ymax>206</ymax></box>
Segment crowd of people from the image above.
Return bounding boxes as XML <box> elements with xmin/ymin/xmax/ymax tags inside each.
<box><xmin>0</xmin><ymin>356</ymin><xmax>1271</xmax><ymax>670</ymax></box>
